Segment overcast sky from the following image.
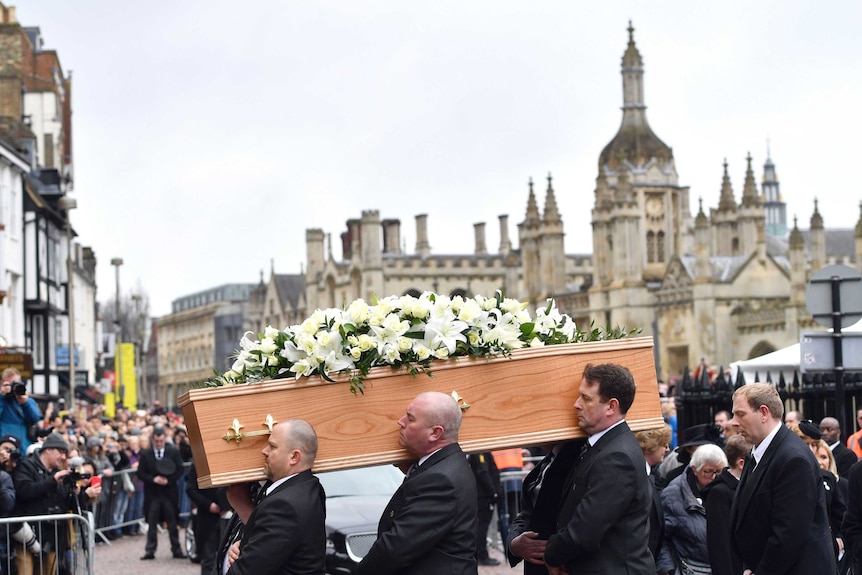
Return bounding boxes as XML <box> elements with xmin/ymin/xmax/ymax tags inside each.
<box><xmin>16</xmin><ymin>2</ymin><xmax>862</xmax><ymax>317</ymax></box>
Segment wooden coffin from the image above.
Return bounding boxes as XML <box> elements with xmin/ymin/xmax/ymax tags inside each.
<box><xmin>179</xmin><ymin>336</ymin><xmax>664</xmax><ymax>488</ymax></box>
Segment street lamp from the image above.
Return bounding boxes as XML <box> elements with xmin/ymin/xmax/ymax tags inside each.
<box><xmin>58</xmin><ymin>196</ymin><xmax>76</xmax><ymax>408</ymax></box>
<box><xmin>110</xmin><ymin>257</ymin><xmax>123</xmax><ymax>408</ymax></box>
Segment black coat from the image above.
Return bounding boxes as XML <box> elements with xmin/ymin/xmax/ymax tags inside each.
<box><xmin>136</xmin><ymin>443</ymin><xmax>184</xmax><ymax>518</ymax></box>
<box><xmin>545</xmin><ymin>422</ymin><xmax>654</xmax><ymax>575</ymax></box>
<box><xmin>506</xmin><ymin>440</ymin><xmax>584</xmax><ymax>575</ymax></box>
<box><xmin>11</xmin><ymin>453</ymin><xmax>73</xmax><ymax>547</ymax></box>
<box><xmin>703</xmin><ymin>468</ymin><xmax>741</xmax><ymax>575</ymax></box>
<box><xmin>833</xmin><ymin>442</ymin><xmax>858</xmax><ymax>480</ymax></box>
<box><xmin>730</xmin><ymin>424</ymin><xmax>836</xmax><ymax>574</ymax></box>
<box><xmin>227</xmin><ymin>470</ymin><xmax>326</xmax><ymax>575</ymax></box>
<box><xmin>357</xmin><ymin>442</ymin><xmax>478</xmax><ymax>575</ymax></box>
<box><xmin>842</xmin><ymin>460</ymin><xmax>862</xmax><ymax>573</ymax></box>
<box><xmin>186</xmin><ymin>463</ymin><xmax>229</xmax><ymax>555</ymax></box>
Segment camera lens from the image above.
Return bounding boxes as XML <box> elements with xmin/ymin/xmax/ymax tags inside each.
<box><xmin>12</xmin><ymin>382</ymin><xmax>26</xmax><ymax>396</ymax></box>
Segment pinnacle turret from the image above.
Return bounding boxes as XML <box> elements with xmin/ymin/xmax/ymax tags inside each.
<box><xmin>717</xmin><ymin>159</ymin><xmax>736</xmax><ymax>211</ymax></box>
<box><xmin>810</xmin><ymin>198</ymin><xmax>824</xmax><ymax>229</ymax></box>
<box><xmin>543</xmin><ymin>173</ymin><xmax>561</xmax><ymax>223</ymax></box>
<box><xmin>740</xmin><ymin>152</ymin><xmax>761</xmax><ymax>208</ymax></box>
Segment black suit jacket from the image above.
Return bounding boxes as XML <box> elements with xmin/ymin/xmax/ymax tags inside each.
<box><xmin>227</xmin><ymin>470</ymin><xmax>325</xmax><ymax>575</ymax></box>
<box><xmin>357</xmin><ymin>442</ymin><xmax>477</xmax><ymax>575</ymax></box>
<box><xmin>506</xmin><ymin>440</ymin><xmax>584</xmax><ymax>575</ymax></box>
<box><xmin>136</xmin><ymin>443</ymin><xmax>184</xmax><ymax>517</ymax></box>
<box><xmin>833</xmin><ymin>442</ymin><xmax>858</xmax><ymax>479</ymax></box>
<box><xmin>544</xmin><ymin>422</ymin><xmax>654</xmax><ymax>575</ymax></box>
<box><xmin>703</xmin><ymin>468</ymin><xmax>741</xmax><ymax>575</ymax></box>
<box><xmin>730</xmin><ymin>424</ymin><xmax>836</xmax><ymax>574</ymax></box>
<box><xmin>842</xmin><ymin>461</ymin><xmax>862</xmax><ymax>573</ymax></box>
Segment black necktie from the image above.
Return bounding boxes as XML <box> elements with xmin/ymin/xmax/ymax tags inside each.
<box><xmin>156</xmin><ymin>449</ymin><xmax>163</xmax><ymax>460</ymax></box>
<box><xmin>579</xmin><ymin>441</ymin><xmax>592</xmax><ymax>460</ymax></box>
<box><xmin>405</xmin><ymin>462</ymin><xmax>419</xmax><ymax>480</ymax></box>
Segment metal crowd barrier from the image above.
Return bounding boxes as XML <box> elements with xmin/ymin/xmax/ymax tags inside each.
<box><xmin>0</xmin><ymin>512</ymin><xmax>95</xmax><ymax>575</ymax></box>
<box><xmin>90</xmin><ymin>463</ymin><xmax>192</xmax><ymax>545</ymax></box>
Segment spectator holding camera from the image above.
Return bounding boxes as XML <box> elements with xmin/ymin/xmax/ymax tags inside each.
<box><xmin>0</xmin><ymin>368</ymin><xmax>41</xmax><ymax>453</ymax></box>
<box><xmin>12</xmin><ymin>432</ymin><xmax>73</xmax><ymax>575</ymax></box>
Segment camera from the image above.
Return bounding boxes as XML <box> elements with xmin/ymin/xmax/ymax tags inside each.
<box><xmin>12</xmin><ymin>382</ymin><xmax>26</xmax><ymax>396</ymax></box>
<box><xmin>62</xmin><ymin>470</ymin><xmax>92</xmax><ymax>486</ymax></box>
<box><xmin>4</xmin><ymin>447</ymin><xmax>19</xmax><ymax>463</ymax></box>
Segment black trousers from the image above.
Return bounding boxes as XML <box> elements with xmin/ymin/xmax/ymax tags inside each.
<box><xmin>144</xmin><ymin>496</ymin><xmax>181</xmax><ymax>554</ymax></box>
<box><xmin>476</xmin><ymin>499</ymin><xmax>494</xmax><ymax>558</ymax></box>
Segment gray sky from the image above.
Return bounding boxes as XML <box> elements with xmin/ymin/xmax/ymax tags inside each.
<box><xmin>18</xmin><ymin>1</ymin><xmax>862</xmax><ymax>317</ymax></box>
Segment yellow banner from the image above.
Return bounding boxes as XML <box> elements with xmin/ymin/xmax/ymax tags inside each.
<box><xmin>109</xmin><ymin>342</ymin><xmax>138</xmax><ymax>412</ymax></box>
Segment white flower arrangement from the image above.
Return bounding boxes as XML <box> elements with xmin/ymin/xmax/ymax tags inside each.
<box><xmin>206</xmin><ymin>290</ymin><xmax>638</xmax><ymax>395</ymax></box>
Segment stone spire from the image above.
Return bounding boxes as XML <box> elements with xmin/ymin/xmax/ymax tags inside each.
<box><xmin>524</xmin><ymin>178</ymin><xmax>541</xmax><ymax>226</ymax></box>
<box><xmin>543</xmin><ymin>173</ymin><xmax>561</xmax><ymax>223</ymax></box>
<box><xmin>717</xmin><ymin>159</ymin><xmax>736</xmax><ymax>211</ymax></box>
<box><xmin>789</xmin><ymin>215</ymin><xmax>806</xmax><ymax>305</ymax></box>
<box><xmin>695</xmin><ymin>197</ymin><xmax>709</xmax><ymax>228</ymax></box>
<box><xmin>809</xmin><ymin>200</ymin><xmax>826</xmax><ymax>272</ymax></box>
<box><xmin>740</xmin><ymin>152</ymin><xmax>761</xmax><ymax>208</ymax></box>
<box><xmin>810</xmin><ymin>198</ymin><xmax>824</xmax><ymax>229</ymax></box>
<box><xmin>598</xmin><ymin>22</ymin><xmax>673</xmax><ymax>172</ymax></box>
<box><xmin>789</xmin><ymin>215</ymin><xmax>804</xmax><ymax>250</ymax></box>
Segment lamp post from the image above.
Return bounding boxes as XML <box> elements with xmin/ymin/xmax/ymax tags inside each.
<box><xmin>110</xmin><ymin>257</ymin><xmax>123</xmax><ymax>409</ymax></box>
<box><xmin>58</xmin><ymin>196</ymin><xmax>77</xmax><ymax>408</ymax></box>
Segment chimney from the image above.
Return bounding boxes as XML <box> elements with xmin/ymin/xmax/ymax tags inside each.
<box><xmin>498</xmin><ymin>214</ymin><xmax>511</xmax><ymax>255</ymax></box>
<box><xmin>382</xmin><ymin>218</ymin><xmax>401</xmax><ymax>254</ymax></box>
<box><xmin>415</xmin><ymin>214</ymin><xmax>430</xmax><ymax>257</ymax></box>
<box><xmin>474</xmin><ymin>222</ymin><xmax>487</xmax><ymax>255</ymax></box>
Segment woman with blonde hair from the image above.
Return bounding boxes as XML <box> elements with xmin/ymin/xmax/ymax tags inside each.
<box><xmin>635</xmin><ymin>425</ymin><xmax>672</xmax><ymax>570</ymax></box>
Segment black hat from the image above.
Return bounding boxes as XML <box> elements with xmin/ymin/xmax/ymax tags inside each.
<box><xmin>799</xmin><ymin>420</ymin><xmax>822</xmax><ymax>441</ymax></box>
<box><xmin>40</xmin><ymin>433</ymin><xmax>69</xmax><ymax>452</ymax></box>
<box><xmin>678</xmin><ymin>424</ymin><xmax>723</xmax><ymax>449</ymax></box>
<box><xmin>0</xmin><ymin>435</ymin><xmax>21</xmax><ymax>450</ymax></box>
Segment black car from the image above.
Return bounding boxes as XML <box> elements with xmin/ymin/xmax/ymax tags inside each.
<box><xmin>319</xmin><ymin>464</ymin><xmax>403</xmax><ymax>574</ymax></box>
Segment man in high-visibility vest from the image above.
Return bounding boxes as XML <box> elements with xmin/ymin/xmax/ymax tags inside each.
<box><xmin>847</xmin><ymin>408</ymin><xmax>862</xmax><ymax>459</ymax></box>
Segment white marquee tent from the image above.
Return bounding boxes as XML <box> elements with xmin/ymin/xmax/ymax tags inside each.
<box><xmin>730</xmin><ymin>320</ymin><xmax>862</xmax><ymax>384</ymax></box>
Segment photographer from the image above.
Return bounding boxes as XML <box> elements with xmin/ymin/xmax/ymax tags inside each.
<box><xmin>0</xmin><ymin>435</ymin><xmax>43</xmax><ymax>567</ymax></box>
<box><xmin>12</xmin><ymin>433</ymin><xmax>72</xmax><ymax>575</ymax></box>
<box><xmin>0</xmin><ymin>369</ymin><xmax>41</xmax><ymax>453</ymax></box>
<box><xmin>66</xmin><ymin>456</ymin><xmax>100</xmax><ymax>515</ymax></box>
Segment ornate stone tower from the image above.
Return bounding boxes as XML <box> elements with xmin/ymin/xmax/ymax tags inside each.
<box><xmin>583</xmin><ymin>22</ymin><xmax>696</xmax><ymax>334</ymax></box>
<box><xmin>762</xmin><ymin>148</ymin><xmax>787</xmax><ymax>237</ymax></box>
<box><xmin>591</xmin><ymin>22</ymin><xmax>693</xmax><ymax>288</ymax></box>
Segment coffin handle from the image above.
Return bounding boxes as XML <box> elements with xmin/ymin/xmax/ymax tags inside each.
<box><xmin>451</xmin><ymin>391</ymin><xmax>470</xmax><ymax>411</ymax></box>
<box><xmin>223</xmin><ymin>414</ymin><xmax>278</xmax><ymax>445</ymax></box>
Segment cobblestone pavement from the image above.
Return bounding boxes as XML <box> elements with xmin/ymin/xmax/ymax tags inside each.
<box><xmin>93</xmin><ymin>529</ymin><xmax>513</xmax><ymax>574</ymax></box>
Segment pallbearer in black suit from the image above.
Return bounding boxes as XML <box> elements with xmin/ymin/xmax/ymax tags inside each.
<box><xmin>506</xmin><ymin>439</ymin><xmax>585</xmax><ymax>575</ymax></box>
<box><xmin>544</xmin><ymin>363</ymin><xmax>655</xmax><ymax>575</ymax></box>
<box><xmin>357</xmin><ymin>391</ymin><xmax>478</xmax><ymax>575</ymax></box>
<box><xmin>730</xmin><ymin>383</ymin><xmax>835</xmax><ymax>575</ymax></box>
<box><xmin>225</xmin><ymin>419</ymin><xmax>325</xmax><ymax>575</ymax></box>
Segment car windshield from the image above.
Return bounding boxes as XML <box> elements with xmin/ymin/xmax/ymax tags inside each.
<box><xmin>318</xmin><ymin>465</ymin><xmax>403</xmax><ymax>497</ymax></box>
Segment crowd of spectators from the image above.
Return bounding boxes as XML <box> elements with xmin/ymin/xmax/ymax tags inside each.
<box><xmin>0</xmin><ymin>367</ymin><xmax>193</xmax><ymax>573</ymax></box>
